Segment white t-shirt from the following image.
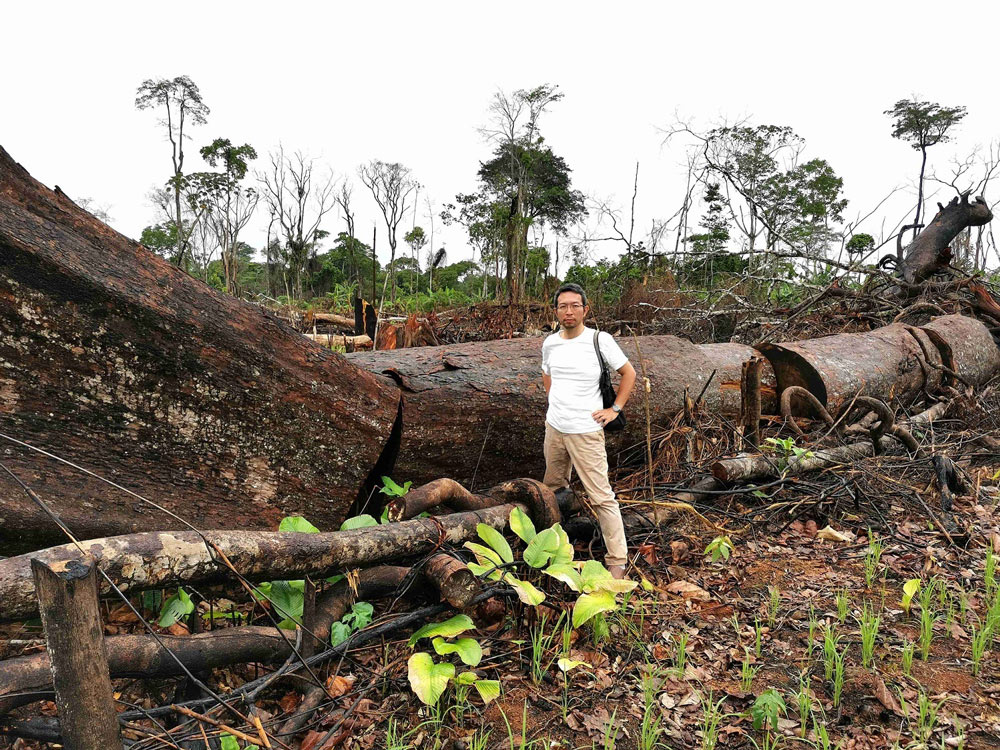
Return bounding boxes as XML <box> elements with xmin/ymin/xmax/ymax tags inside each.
<box><xmin>541</xmin><ymin>327</ymin><xmax>629</xmax><ymax>434</ymax></box>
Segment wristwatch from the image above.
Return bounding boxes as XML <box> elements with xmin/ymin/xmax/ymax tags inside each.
<box><xmin>611</xmin><ymin>404</ymin><xmax>622</xmax><ymax>413</ymax></box>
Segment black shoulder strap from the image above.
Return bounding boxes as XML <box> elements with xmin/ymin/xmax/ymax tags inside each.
<box><xmin>593</xmin><ymin>330</ymin><xmax>609</xmax><ymax>376</ymax></box>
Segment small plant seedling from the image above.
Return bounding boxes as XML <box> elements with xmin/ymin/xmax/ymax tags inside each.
<box><xmin>699</xmin><ymin>692</ymin><xmax>726</xmax><ymax>750</ymax></box>
<box><xmin>901</xmin><ymin>640</ymin><xmax>914</xmax><ymax>676</ymax></box>
<box><xmin>832</xmin><ymin>647</ymin><xmax>846</xmax><ymax>709</ymax></box>
<box><xmin>859</xmin><ymin>601</ymin><xmax>880</xmax><ymax>670</ymax></box>
<box><xmin>740</xmin><ymin>649</ymin><xmax>759</xmax><ymax>692</ymax></box>
<box><xmin>754</xmin><ymin>616</ymin><xmax>764</xmax><ymax>657</ymax></box>
<box><xmin>673</xmin><ymin>631</ymin><xmax>689</xmax><ymax>678</ymax></box>
<box><xmin>971</xmin><ymin>621</ymin><xmax>990</xmax><ymax>676</ymax></box>
<box><xmin>705</xmin><ymin>534</ymin><xmax>734</xmax><ymax>562</ymax></box>
<box><xmin>768</xmin><ymin>586</ymin><xmax>781</xmax><ymax>629</ymax></box>
<box><xmin>902</xmin><ymin>579</ymin><xmax>921</xmax><ymax>615</ymax></box>
<box><xmin>794</xmin><ymin>672</ymin><xmax>812</xmax><ymax>738</ymax></box>
<box><xmin>865</xmin><ymin>529</ymin><xmax>884</xmax><ymax>589</ymax></box>
<box><xmin>836</xmin><ymin>589</ymin><xmax>849</xmax><ymax>624</ymax></box>
<box><xmin>823</xmin><ymin>625</ymin><xmax>840</xmax><ymax>682</ymax></box>
<box><xmin>751</xmin><ymin>689</ymin><xmax>787</xmax><ymax>750</ymax></box>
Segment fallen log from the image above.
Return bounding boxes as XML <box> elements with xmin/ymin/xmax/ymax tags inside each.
<box><xmin>0</xmin><ymin>146</ymin><xmax>400</xmax><ymax>549</ymax></box>
<box><xmin>302</xmin><ymin>332</ymin><xmax>373</xmax><ymax>348</ymax></box>
<box><xmin>0</xmin><ymin>562</ymin><xmax>471</xmax><ymax>717</ymax></box>
<box><xmin>0</xmin><ymin>494</ymin><xmax>541</xmax><ymax>622</ymax></box>
<box><xmin>348</xmin><ymin>337</ymin><xmax>776</xmax><ymax>489</ymax></box>
<box><xmin>304</xmin><ymin>312</ymin><xmax>356</xmax><ymax>330</ymax></box>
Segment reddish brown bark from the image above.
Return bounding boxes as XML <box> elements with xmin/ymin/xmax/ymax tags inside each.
<box><xmin>0</xmin><ymin>146</ymin><xmax>401</xmax><ymax>549</ymax></box>
<box><xmin>348</xmin><ymin>337</ymin><xmax>775</xmax><ymax>490</ymax></box>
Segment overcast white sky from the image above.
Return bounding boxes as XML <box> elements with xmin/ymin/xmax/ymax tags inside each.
<box><xmin>4</xmin><ymin>1</ymin><xmax>999</xmax><ymax>271</ymax></box>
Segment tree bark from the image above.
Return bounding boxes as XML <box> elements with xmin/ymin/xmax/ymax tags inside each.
<box><xmin>0</xmin><ymin>500</ymin><xmax>532</xmax><ymax>622</ymax></box>
<box><xmin>30</xmin><ymin>555</ymin><xmax>122</xmax><ymax>749</ymax></box>
<box><xmin>899</xmin><ymin>193</ymin><xmax>993</xmax><ymax>284</ymax></box>
<box><xmin>0</xmin><ymin>146</ymin><xmax>400</xmax><ymax>550</ymax></box>
<box><xmin>349</xmin><ymin>337</ymin><xmax>776</xmax><ymax>490</ymax></box>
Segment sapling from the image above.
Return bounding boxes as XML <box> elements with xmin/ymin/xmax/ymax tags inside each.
<box><xmin>971</xmin><ymin>621</ymin><xmax>989</xmax><ymax>676</ymax></box>
<box><xmin>740</xmin><ymin>649</ymin><xmax>759</xmax><ymax>692</ymax></box>
<box><xmin>901</xmin><ymin>640</ymin><xmax>914</xmax><ymax>677</ymax></box>
<box><xmin>823</xmin><ymin>625</ymin><xmax>840</xmax><ymax>681</ymax></box>
<box><xmin>865</xmin><ymin>529</ymin><xmax>884</xmax><ymax>589</ymax></box>
<box><xmin>836</xmin><ymin>589</ymin><xmax>849</xmax><ymax>624</ymax></box>
<box><xmin>832</xmin><ymin>647</ymin><xmax>846</xmax><ymax>708</ymax></box>
<box><xmin>859</xmin><ymin>602</ymin><xmax>880</xmax><ymax>670</ymax></box>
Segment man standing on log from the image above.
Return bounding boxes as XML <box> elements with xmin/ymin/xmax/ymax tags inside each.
<box><xmin>541</xmin><ymin>283</ymin><xmax>637</xmax><ymax>578</ymax></box>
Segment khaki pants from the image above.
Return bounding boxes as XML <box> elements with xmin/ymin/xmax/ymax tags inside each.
<box><xmin>542</xmin><ymin>423</ymin><xmax>628</xmax><ymax>567</ymax></box>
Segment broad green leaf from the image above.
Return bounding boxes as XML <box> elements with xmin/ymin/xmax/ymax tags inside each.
<box><xmin>454</xmin><ymin>670</ymin><xmax>479</xmax><ymax>685</ymax></box>
<box><xmin>433</xmin><ymin>636</ymin><xmax>482</xmax><ymax>666</ymax></box>
<box><xmin>640</xmin><ymin>577</ymin><xmax>655</xmax><ymax>592</ymax></box>
<box><xmin>219</xmin><ymin>734</ymin><xmax>240</xmax><ymax>750</ymax></box>
<box><xmin>573</xmin><ymin>590</ymin><xmax>617</xmax><ymax>628</ymax></box>
<box><xmin>543</xmin><ymin>563</ymin><xmax>582</xmax><ymax>592</ymax></box>
<box><xmin>474</xmin><ymin>679</ymin><xmax>501</xmax><ymax>704</ymax></box>
<box><xmin>557</xmin><ymin>657</ymin><xmax>591</xmax><ymax>672</ymax></box>
<box><xmin>508</xmin><ymin>577</ymin><xmax>546</xmax><ymax>606</ymax></box>
<box><xmin>408</xmin><ymin>614</ymin><xmax>475</xmax><ymax>647</ymax></box>
<box><xmin>509</xmin><ymin>507</ymin><xmax>536</xmax><ymax>544</ymax></box>
<box><xmin>141</xmin><ymin>590</ymin><xmax>163</xmax><ymax>612</ymax></box>
<box><xmin>550</xmin><ymin>524</ymin><xmax>574</xmax><ymax>566</ymax></box>
<box><xmin>476</xmin><ymin>523</ymin><xmax>513</xmax><ymax>563</ymax></box>
<box><xmin>579</xmin><ymin>560</ymin><xmax>613</xmax><ymax>592</ymax></box>
<box><xmin>509</xmin><ymin>506</ymin><xmax>536</xmax><ymax>544</ymax></box>
<box><xmin>464</xmin><ymin>541</ymin><xmax>504</xmax><ymax>567</ymax></box>
<box><xmin>589</xmin><ymin>577</ymin><xmax>638</xmax><ymax>595</ymax></box>
<box><xmin>330</xmin><ymin>621</ymin><xmax>352</xmax><ymax>647</ymax></box>
<box><xmin>523</xmin><ymin>527</ymin><xmax>560</xmax><ymax>568</ymax></box>
<box><xmin>268</xmin><ymin>580</ymin><xmax>304</xmax><ymax>623</ymax></box>
<box><xmin>380</xmin><ymin>476</ymin><xmax>412</xmax><ymax>497</ymax></box>
<box><xmin>279</xmin><ymin>516</ymin><xmax>320</xmax><ymax>533</ymax></box>
<box><xmin>158</xmin><ymin>587</ymin><xmax>195</xmax><ymax>627</ymax></box>
<box><xmin>751</xmin><ymin>689</ymin><xmax>787</xmax><ymax>730</ymax></box>
<box><xmin>466</xmin><ymin>561</ymin><xmax>502</xmax><ymax>581</ymax></box>
<box><xmin>902</xmin><ymin>579</ymin><xmax>921</xmax><ymax>614</ymax></box>
<box><xmin>346</xmin><ymin>601</ymin><xmax>374</xmax><ymax>629</ymax></box>
<box><xmin>407</xmin><ymin>652</ymin><xmax>454</xmax><ymax>705</ymax></box>
<box><xmin>340</xmin><ymin>514</ymin><xmax>379</xmax><ymax>531</ymax></box>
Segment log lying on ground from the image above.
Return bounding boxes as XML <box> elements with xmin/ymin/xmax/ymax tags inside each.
<box><xmin>758</xmin><ymin>323</ymin><xmax>944</xmax><ymax>414</ymax></box>
<box><xmin>0</xmin><ymin>146</ymin><xmax>400</xmax><ymax>549</ymax></box>
<box><xmin>0</xmin><ymin>564</ymin><xmax>443</xmax><ymax>717</ymax></box>
<box><xmin>387</xmin><ymin>477</ymin><xmax>560</xmax><ymax>529</ymax></box>
<box><xmin>348</xmin><ymin>337</ymin><xmax>776</xmax><ymax>488</ymax></box>
<box><xmin>0</xmin><ymin>498</ymin><xmax>531</xmax><ymax>622</ymax></box>
<box><xmin>758</xmin><ymin>315</ymin><xmax>999</xmax><ymax>416</ymax></box>
<box><xmin>899</xmin><ymin>193</ymin><xmax>993</xmax><ymax>284</ymax></box>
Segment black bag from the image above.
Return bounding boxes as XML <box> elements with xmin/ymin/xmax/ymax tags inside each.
<box><xmin>593</xmin><ymin>331</ymin><xmax>626</xmax><ymax>432</ymax></box>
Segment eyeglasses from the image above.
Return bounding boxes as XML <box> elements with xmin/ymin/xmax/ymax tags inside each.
<box><xmin>556</xmin><ymin>303</ymin><xmax>585</xmax><ymax>311</ymax></box>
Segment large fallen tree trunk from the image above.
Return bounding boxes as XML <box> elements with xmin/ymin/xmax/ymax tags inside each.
<box><xmin>348</xmin><ymin>338</ymin><xmax>777</xmax><ymax>489</ymax></box>
<box><xmin>0</xmin><ymin>146</ymin><xmax>401</xmax><ymax>549</ymax></box>
<box><xmin>899</xmin><ymin>193</ymin><xmax>993</xmax><ymax>284</ymax></box>
<box><xmin>0</xmin><ymin>477</ymin><xmax>556</xmax><ymax>622</ymax></box>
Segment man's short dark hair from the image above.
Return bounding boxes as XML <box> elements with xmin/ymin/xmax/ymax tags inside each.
<box><xmin>553</xmin><ymin>283</ymin><xmax>588</xmax><ymax>307</ymax></box>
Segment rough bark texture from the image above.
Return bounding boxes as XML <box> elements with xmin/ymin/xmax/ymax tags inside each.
<box><xmin>424</xmin><ymin>553</ymin><xmax>481</xmax><ymax>609</ymax></box>
<box><xmin>0</xmin><ymin>146</ymin><xmax>400</xmax><ymax>550</ymax></box>
<box><xmin>0</xmin><ymin>503</ymin><xmax>524</xmax><ymax>622</ymax></box>
<box><xmin>30</xmin><ymin>556</ymin><xmax>122</xmax><ymax>749</ymax></box>
<box><xmin>348</xmin><ymin>337</ymin><xmax>776</xmax><ymax>489</ymax></box>
<box><xmin>759</xmin><ymin>322</ymin><xmax>944</xmax><ymax>413</ymax></box>
<box><xmin>900</xmin><ymin>194</ymin><xmax>993</xmax><ymax>284</ymax></box>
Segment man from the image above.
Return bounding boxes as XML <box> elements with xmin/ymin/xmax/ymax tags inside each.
<box><xmin>541</xmin><ymin>283</ymin><xmax>636</xmax><ymax>579</ymax></box>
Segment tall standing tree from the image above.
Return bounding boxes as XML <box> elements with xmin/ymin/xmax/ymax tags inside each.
<box><xmin>403</xmin><ymin>226</ymin><xmax>427</xmax><ymax>294</ymax></box>
<box><xmin>478</xmin><ymin>84</ymin><xmax>586</xmax><ymax>304</ymax></box>
<box><xmin>135</xmin><ymin>76</ymin><xmax>210</xmax><ymax>268</ymax></box>
<box><xmin>189</xmin><ymin>139</ymin><xmax>259</xmax><ymax>296</ymax></box>
<box><xmin>885</xmin><ymin>98</ymin><xmax>967</xmax><ymax>239</ymax></box>
<box><xmin>359</xmin><ymin>160</ymin><xmax>417</xmax><ymax>305</ymax></box>
<box><xmin>260</xmin><ymin>147</ymin><xmax>336</xmax><ymax>300</ymax></box>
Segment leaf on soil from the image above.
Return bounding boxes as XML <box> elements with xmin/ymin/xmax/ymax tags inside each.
<box><xmin>874</xmin><ymin>674</ymin><xmax>902</xmax><ymax>715</ymax></box>
<box><xmin>665</xmin><ymin>580</ymin><xmax>711</xmax><ymax>601</ymax></box>
<box><xmin>815</xmin><ymin>525</ymin><xmax>853</xmax><ymax>542</ymax></box>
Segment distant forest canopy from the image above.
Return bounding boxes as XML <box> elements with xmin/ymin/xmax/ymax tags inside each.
<box><xmin>124</xmin><ymin>76</ymin><xmax>995</xmax><ymax>312</ymax></box>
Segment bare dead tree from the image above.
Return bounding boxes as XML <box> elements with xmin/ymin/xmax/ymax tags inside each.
<box><xmin>260</xmin><ymin>147</ymin><xmax>336</xmax><ymax>300</ymax></box>
<box><xmin>359</xmin><ymin>160</ymin><xmax>417</xmax><ymax>307</ymax></box>
<box><xmin>135</xmin><ymin>76</ymin><xmax>210</xmax><ymax>268</ymax></box>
